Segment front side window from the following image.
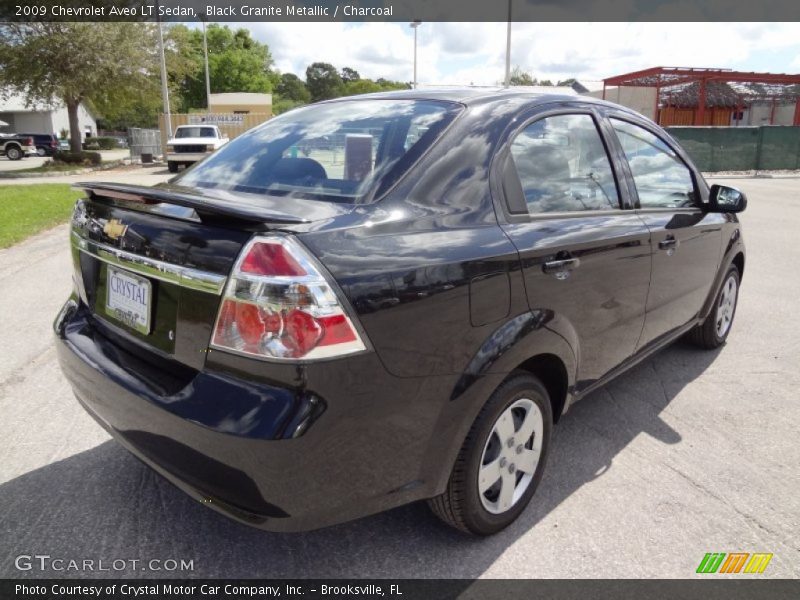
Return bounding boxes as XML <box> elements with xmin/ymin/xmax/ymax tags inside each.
<box><xmin>177</xmin><ymin>100</ymin><xmax>461</xmax><ymax>203</ymax></box>
<box><xmin>610</xmin><ymin>119</ymin><xmax>696</xmax><ymax>208</ymax></box>
<box><xmin>509</xmin><ymin>113</ymin><xmax>620</xmax><ymax>214</ymax></box>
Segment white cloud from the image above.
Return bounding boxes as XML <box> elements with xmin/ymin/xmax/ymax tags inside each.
<box><xmin>234</xmin><ymin>22</ymin><xmax>800</xmax><ymax>86</ymax></box>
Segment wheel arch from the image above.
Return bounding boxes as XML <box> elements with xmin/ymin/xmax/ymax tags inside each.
<box><xmin>732</xmin><ymin>251</ymin><xmax>745</xmax><ymax>279</ymax></box>
<box><xmin>513</xmin><ymin>354</ymin><xmax>569</xmax><ymax>423</ymax></box>
<box><xmin>449</xmin><ymin>311</ymin><xmax>577</xmax><ymax>417</ymax></box>
<box><xmin>425</xmin><ymin>311</ymin><xmax>578</xmax><ymax>497</ymax></box>
<box><xmin>700</xmin><ymin>238</ymin><xmax>746</xmax><ymax>322</ymax></box>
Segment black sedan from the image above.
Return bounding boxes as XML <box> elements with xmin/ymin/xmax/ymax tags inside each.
<box><xmin>54</xmin><ymin>89</ymin><xmax>746</xmax><ymax>535</ymax></box>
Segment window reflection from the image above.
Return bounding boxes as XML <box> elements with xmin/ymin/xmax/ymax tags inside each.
<box><xmin>177</xmin><ymin>100</ymin><xmax>461</xmax><ymax>203</ymax></box>
<box><xmin>510</xmin><ymin>114</ymin><xmax>620</xmax><ymax>214</ymax></box>
<box><xmin>611</xmin><ymin>119</ymin><xmax>696</xmax><ymax>209</ymax></box>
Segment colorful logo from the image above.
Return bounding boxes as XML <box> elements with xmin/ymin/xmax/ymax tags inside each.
<box><xmin>697</xmin><ymin>552</ymin><xmax>773</xmax><ymax>574</ymax></box>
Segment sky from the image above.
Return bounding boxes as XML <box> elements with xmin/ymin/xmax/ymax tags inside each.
<box><xmin>232</xmin><ymin>22</ymin><xmax>800</xmax><ymax>88</ymax></box>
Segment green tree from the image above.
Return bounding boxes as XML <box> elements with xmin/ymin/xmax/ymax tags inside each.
<box><xmin>341</xmin><ymin>67</ymin><xmax>361</xmax><ymax>83</ymax></box>
<box><xmin>94</xmin><ymin>85</ymin><xmax>162</xmax><ymax>130</ymax></box>
<box><xmin>276</xmin><ymin>73</ymin><xmax>311</xmax><ymax>104</ymax></box>
<box><xmin>341</xmin><ymin>78</ymin><xmax>410</xmax><ymax>97</ymax></box>
<box><xmin>0</xmin><ymin>22</ymin><xmax>158</xmax><ymax>151</ymax></box>
<box><xmin>272</xmin><ymin>97</ymin><xmax>305</xmax><ymax>115</ymax></box>
<box><xmin>343</xmin><ymin>79</ymin><xmax>382</xmax><ymax>96</ymax></box>
<box><xmin>509</xmin><ymin>67</ymin><xmax>536</xmax><ymax>86</ymax></box>
<box><xmin>375</xmin><ymin>78</ymin><xmax>411</xmax><ymax>91</ymax></box>
<box><xmin>305</xmin><ymin>62</ymin><xmax>344</xmax><ymax>102</ymax></box>
<box><xmin>169</xmin><ymin>24</ymin><xmax>275</xmax><ymax>112</ymax></box>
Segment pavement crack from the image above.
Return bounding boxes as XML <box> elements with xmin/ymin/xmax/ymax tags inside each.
<box><xmin>661</xmin><ymin>461</ymin><xmax>800</xmax><ymax>554</ymax></box>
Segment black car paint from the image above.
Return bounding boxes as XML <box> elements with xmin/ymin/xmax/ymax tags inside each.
<box><xmin>54</xmin><ymin>90</ymin><xmax>745</xmax><ymax>531</ymax></box>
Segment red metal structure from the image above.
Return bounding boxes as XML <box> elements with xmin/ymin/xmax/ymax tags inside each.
<box><xmin>602</xmin><ymin>67</ymin><xmax>800</xmax><ymax>126</ymax></box>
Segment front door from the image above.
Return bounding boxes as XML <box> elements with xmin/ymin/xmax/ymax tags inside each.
<box><xmin>498</xmin><ymin>110</ymin><xmax>652</xmax><ymax>388</ymax></box>
<box><xmin>607</xmin><ymin>117</ymin><xmax>723</xmax><ymax>348</ymax></box>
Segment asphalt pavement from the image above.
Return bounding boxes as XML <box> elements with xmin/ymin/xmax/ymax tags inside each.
<box><xmin>0</xmin><ymin>176</ymin><xmax>798</xmax><ymax>578</ymax></box>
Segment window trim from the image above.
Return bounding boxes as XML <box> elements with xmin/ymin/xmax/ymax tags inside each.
<box><xmin>606</xmin><ymin>114</ymin><xmax>703</xmax><ymax>212</ymax></box>
<box><xmin>492</xmin><ymin>105</ymin><xmax>632</xmax><ymax>222</ymax></box>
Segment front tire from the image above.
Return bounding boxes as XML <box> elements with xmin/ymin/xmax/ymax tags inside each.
<box><xmin>687</xmin><ymin>266</ymin><xmax>740</xmax><ymax>349</ymax></box>
<box><xmin>428</xmin><ymin>373</ymin><xmax>553</xmax><ymax>535</ymax></box>
<box><xmin>36</xmin><ymin>147</ymin><xmax>46</xmax><ymax>157</ymax></box>
<box><xmin>167</xmin><ymin>161</ymin><xmax>179</xmax><ymax>173</ymax></box>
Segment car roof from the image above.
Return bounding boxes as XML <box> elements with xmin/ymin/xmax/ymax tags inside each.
<box><xmin>323</xmin><ymin>86</ymin><xmax>640</xmax><ymax>116</ymax></box>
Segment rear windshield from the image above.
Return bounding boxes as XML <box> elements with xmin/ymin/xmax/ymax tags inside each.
<box><xmin>176</xmin><ymin>99</ymin><xmax>462</xmax><ymax>203</ymax></box>
<box><xmin>175</xmin><ymin>127</ymin><xmax>217</xmax><ymax>138</ymax></box>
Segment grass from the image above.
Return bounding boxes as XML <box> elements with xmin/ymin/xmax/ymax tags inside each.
<box><xmin>0</xmin><ymin>184</ymin><xmax>82</xmax><ymax>248</ymax></box>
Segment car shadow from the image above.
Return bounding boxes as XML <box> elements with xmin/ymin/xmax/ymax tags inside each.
<box><xmin>0</xmin><ymin>341</ymin><xmax>720</xmax><ymax>579</ymax></box>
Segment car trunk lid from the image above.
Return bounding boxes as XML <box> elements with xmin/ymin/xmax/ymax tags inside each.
<box><xmin>70</xmin><ymin>182</ymin><xmax>354</xmax><ymax>371</ymax></box>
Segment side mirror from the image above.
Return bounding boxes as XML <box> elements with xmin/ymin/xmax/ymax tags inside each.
<box><xmin>708</xmin><ymin>184</ymin><xmax>747</xmax><ymax>213</ymax></box>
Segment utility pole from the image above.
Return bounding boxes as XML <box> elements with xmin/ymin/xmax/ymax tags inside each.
<box><xmin>157</xmin><ymin>3</ymin><xmax>172</xmax><ymax>137</ymax></box>
<box><xmin>504</xmin><ymin>0</ymin><xmax>512</xmax><ymax>88</ymax></box>
<box><xmin>410</xmin><ymin>21</ymin><xmax>421</xmax><ymax>89</ymax></box>
<box><xmin>202</xmin><ymin>17</ymin><xmax>211</xmax><ymax>108</ymax></box>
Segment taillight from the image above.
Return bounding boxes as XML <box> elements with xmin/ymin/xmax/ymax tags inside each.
<box><xmin>211</xmin><ymin>235</ymin><xmax>367</xmax><ymax>361</ymax></box>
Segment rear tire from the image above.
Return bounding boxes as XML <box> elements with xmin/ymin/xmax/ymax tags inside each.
<box><xmin>687</xmin><ymin>265</ymin><xmax>740</xmax><ymax>349</ymax></box>
<box><xmin>6</xmin><ymin>145</ymin><xmax>22</xmax><ymax>161</ymax></box>
<box><xmin>36</xmin><ymin>147</ymin><xmax>46</xmax><ymax>157</ymax></box>
<box><xmin>167</xmin><ymin>161</ymin><xmax>178</xmax><ymax>173</ymax></box>
<box><xmin>428</xmin><ymin>373</ymin><xmax>553</xmax><ymax>535</ymax></box>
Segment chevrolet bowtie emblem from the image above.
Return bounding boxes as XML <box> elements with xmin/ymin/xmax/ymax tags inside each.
<box><xmin>103</xmin><ymin>219</ymin><xmax>128</xmax><ymax>240</ymax></box>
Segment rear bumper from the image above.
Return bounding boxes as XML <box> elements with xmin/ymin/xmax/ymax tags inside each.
<box><xmin>54</xmin><ymin>299</ymin><xmax>465</xmax><ymax>531</ymax></box>
<box><xmin>166</xmin><ymin>152</ymin><xmax>209</xmax><ymax>163</ymax></box>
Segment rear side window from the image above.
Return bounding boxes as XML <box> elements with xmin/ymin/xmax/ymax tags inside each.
<box><xmin>509</xmin><ymin>113</ymin><xmax>620</xmax><ymax>214</ymax></box>
<box><xmin>177</xmin><ymin>99</ymin><xmax>461</xmax><ymax>203</ymax></box>
<box><xmin>610</xmin><ymin>119</ymin><xmax>696</xmax><ymax>208</ymax></box>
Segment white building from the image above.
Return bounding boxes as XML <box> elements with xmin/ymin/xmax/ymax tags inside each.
<box><xmin>0</xmin><ymin>91</ymin><xmax>97</xmax><ymax>138</ymax></box>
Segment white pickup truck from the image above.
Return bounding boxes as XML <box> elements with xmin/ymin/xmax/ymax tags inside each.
<box><xmin>165</xmin><ymin>125</ymin><xmax>228</xmax><ymax>173</ymax></box>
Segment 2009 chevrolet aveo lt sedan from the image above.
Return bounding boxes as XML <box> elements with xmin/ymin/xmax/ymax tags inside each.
<box><xmin>55</xmin><ymin>89</ymin><xmax>746</xmax><ymax>535</ymax></box>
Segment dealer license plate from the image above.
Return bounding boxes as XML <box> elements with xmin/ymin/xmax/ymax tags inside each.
<box><xmin>105</xmin><ymin>266</ymin><xmax>152</xmax><ymax>335</ymax></box>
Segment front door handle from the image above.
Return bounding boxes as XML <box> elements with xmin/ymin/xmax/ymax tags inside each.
<box><xmin>659</xmin><ymin>237</ymin><xmax>679</xmax><ymax>250</ymax></box>
<box><xmin>543</xmin><ymin>257</ymin><xmax>580</xmax><ymax>274</ymax></box>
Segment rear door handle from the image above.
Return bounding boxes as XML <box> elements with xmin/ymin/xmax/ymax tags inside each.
<box><xmin>543</xmin><ymin>257</ymin><xmax>580</xmax><ymax>274</ymax></box>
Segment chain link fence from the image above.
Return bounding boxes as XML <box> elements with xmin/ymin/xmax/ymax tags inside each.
<box><xmin>128</xmin><ymin>128</ymin><xmax>162</xmax><ymax>163</ymax></box>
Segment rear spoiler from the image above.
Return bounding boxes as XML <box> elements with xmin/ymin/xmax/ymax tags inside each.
<box><xmin>74</xmin><ymin>182</ymin><xmax>310</xmax><ymax>225</ymax></box>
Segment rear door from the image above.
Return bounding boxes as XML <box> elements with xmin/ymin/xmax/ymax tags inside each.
<box><xmin>606</xmin><ymin>116</ymin><xmax>724</xmax><ymax>348</ymax></box>
<box><xmin>496</xmin><ymin>107</ymin><xmax>652</xmax><ymax>387</ymax></box>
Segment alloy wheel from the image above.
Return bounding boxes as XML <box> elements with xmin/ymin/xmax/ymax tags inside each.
<box><xmin>715</xmin><ymin>275</ymin><xmax>738</xmax><ymax>338</ymax></box>
<box><xmin>478</xmin><ymin>398</ymin><xmax>543</xmax><ymax>514</ymax></box>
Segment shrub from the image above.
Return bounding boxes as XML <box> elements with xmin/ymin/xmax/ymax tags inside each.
<box><xmin>83</xmin><ymin>136</ymin><xmax>120</xmax><ymax>150</ymax></box>
<box><xmin>53</xmin><ymin>151</ymin><xmax>102</xmax><ymax>166</ymax></box>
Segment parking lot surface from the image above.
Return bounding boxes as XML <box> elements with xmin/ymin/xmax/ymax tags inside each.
<box><xmin>0</xmin><ymin>177</ymin><xmax>798</xmax><ymax>578</ymax></box>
